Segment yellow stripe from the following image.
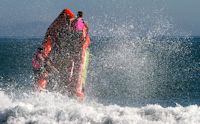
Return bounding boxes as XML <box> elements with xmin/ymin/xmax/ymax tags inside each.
<box><xmin>81</xmin><ymin>48</ymin><xmax>90</xmax><ymax>86</ymax></box>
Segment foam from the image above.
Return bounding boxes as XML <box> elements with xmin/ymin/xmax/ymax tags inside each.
<box><xmin>0</xmin><ymin>91</ymin><xmax>199</xmax><ymax>124</ymax></box>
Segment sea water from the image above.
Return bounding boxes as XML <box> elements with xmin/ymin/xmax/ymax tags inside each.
<box><xmin>0</xmin><ymin>7</ymin><xmax>200</xmax><ymax>123</ymax></box>
<box><xmin>0</xmin><ymin>35</ymin><xmax>199</xmax><ymax>124</ymax></box>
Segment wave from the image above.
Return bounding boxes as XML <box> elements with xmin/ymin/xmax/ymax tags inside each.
<box><xmin>0</xmin><ymin>91</ymin><xmax>199</xmax><ymax>124</ymax></box>
<box><xmin>0</xmin><ymin>8</ymin><xmax>199</xmax><ymax>124</ymax></box>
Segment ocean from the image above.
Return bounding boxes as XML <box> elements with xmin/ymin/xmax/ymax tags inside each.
<box><xmin>0</xmin><ymin>36</ymin><xmax>200</xmax><ymax>124</ymax></box>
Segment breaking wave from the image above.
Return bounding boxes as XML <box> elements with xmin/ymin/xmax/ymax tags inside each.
<box><xmin>0</xmin><ymin>91</ymin><xmax>200</xmax><ymax>124</ymax></box>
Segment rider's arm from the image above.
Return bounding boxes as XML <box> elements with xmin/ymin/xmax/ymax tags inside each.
<box><xmin>84</xmin><ymin>22</ymin><xmax>89</xmax><ymax>34</ymax></box>
<box><xmin>46</xmin><ymin>60</ymin><xmax>59</xmax><ymax>73</ymax></box>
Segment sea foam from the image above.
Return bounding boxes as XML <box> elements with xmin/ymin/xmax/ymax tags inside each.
<box><xmin>0</xmin><ymin>91</ymin><xmax>199</xmax><ymax>124</ymax></box>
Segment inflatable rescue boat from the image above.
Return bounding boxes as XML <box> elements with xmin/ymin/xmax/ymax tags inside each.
<box><xmin>33</xmin><ymin>9</ymin><xmax>90</xmax><ymax>98</ymax></box>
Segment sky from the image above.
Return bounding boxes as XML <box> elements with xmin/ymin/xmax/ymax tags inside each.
<box><xmin>0</xmin><ymin>0</ymin><xmax>200</xmax><ymax>37</ymax></box>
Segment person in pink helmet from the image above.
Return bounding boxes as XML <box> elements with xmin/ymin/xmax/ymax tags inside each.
<box><xmin>72</xmin><ymin>11</ymin><xmax>89</xmax><ymax>40</ymax></box>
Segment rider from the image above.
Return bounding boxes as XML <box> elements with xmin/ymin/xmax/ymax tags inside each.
<box><xmin>32</xmin><ymin>47</ymin><xmax>58</xmax><ymax>91</ymax></box>
<box><xmin>32</xmin><ymin>47</ymin><xmax>47</xmax><ymax>90</ymax></box>
<box><xmin>72</xmin><ymin>11</ymin><xmax>89</xmax><ymax>41</ymax></box>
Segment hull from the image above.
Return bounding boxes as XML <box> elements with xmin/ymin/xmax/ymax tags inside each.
<box><xmin>35</xmin><ymin>9</ymin><xmax>90</xmax><ymax>98</ymax></box>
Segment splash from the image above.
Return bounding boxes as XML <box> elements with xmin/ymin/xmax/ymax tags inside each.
<box><xmin>87</xmin><ymin>9</ymin><xmax>192</xmax><ymax>105</ymax></box>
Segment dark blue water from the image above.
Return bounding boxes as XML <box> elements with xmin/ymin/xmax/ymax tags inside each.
<box><xmin>0</xmin><ymin>36</ymin><xmax>199</xmax><ymax>107</ymax></box>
